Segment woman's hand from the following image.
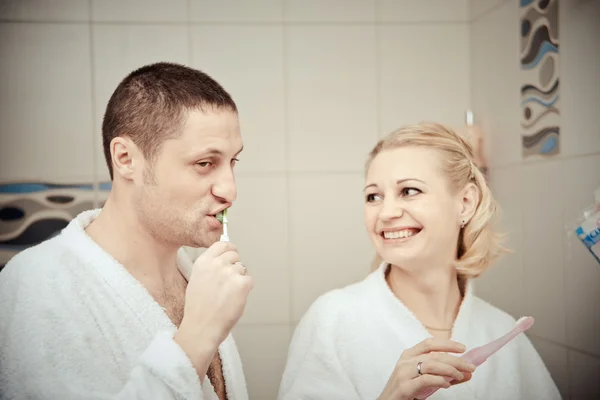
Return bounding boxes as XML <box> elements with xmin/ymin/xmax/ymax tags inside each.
<box><xmin>377</xmin><ymin>338</ymin><xmax>476</xmax><ymax>400</ymax></box>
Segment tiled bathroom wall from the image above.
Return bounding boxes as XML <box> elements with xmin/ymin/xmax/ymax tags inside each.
<box><xmin>2</xmin><ymin>0</ymin><xmax>598</xmax><ymax>398</ymax></box>
<box><xmin>470</xmin><ymin>0</ymin><xmax>600</xmax><ymax>399</ymax></box>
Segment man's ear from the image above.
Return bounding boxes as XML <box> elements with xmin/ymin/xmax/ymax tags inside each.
<box><xmin>458</xmin><ymin>182</ymin><xmax>480</xmax><ymax>227</ymax></box>
<box><xmin>111</xmin><ymin>136</ymin><xmax>138</xmax><ymax>181</ymax></box>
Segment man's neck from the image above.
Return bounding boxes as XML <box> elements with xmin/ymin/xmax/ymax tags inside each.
<box><xmin>386</xmin><ymin>262</ymin><xmax>463</xmax><ymax>330</ymax></box>
<box><xmin>85</xmin><ymin>195</ymin><xmax>180</xmax><ymax>283</ymax></box>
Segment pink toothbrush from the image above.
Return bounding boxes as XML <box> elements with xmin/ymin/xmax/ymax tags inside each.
<box><xmin>415</xmin><ymin>316</ymin><xmax>535</xmax><ymax>399</ymax></box>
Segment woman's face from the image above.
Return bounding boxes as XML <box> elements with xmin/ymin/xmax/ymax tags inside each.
<box><xmin>364</xmin><ymin>146</ymin><xmax>469</xmax><ymax>271</ymax></box>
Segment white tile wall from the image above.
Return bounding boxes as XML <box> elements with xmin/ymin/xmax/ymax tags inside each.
<box><xmin>190</xmin><ymin>0</ymin><xmax>282</xmax><ymax>22</ymax></box>
<box><xmin>568</xmin><ymin>350</ymin><xmax>600</xmax><ymax>400</ymax></box>
<box><xmin>288</xmin><ymin>173</ymin><xmax>373</xmax><ymax>321</ymax></box>
<box><xmin>470</xmin><ymin>0</ymin><xmax>520</xmax><ymax>168</ymax></box>
<box><xmin>0</xmin><ymin>0</ymin><xmax>89</xmax><ymax>22</ymax></box>
<box><xmin>190</xmin><ymin>25</ymin><xmax>286</xmax><ymax>173</ymax></box>
<box><xmin>473</xmin><ymin>165</ymin><xmax>525</xmax><ymax>320</ymax></box>
<box><xmin>470</xmin><ymin>0</ymin><xmax>600</xmax><ymax>398</ymax></box>
<box><xmin>285</xmin><ymin>25</ymin><xmax>378</xmax><ymax>172</ymax></box>
<box><xmin>232</xmin><ymin>324</ymin><xmax>292</xmax><ymax>400</ymax></box>
<box><xmin>469</xmin><ymin>0</ymin><xmax>506</xmax><ymax>21</ymax></box>
<box><xmin>521</xmin><ymin>160</ymin><xmax>567</xmax><ymax>343</ymax></box>
<box><xmin>530</xmin><ymin>336</ymin><xmax>570</xmax><ymax>399</ymax></box>
<box><xmin>91</xmin><ymin>0</ymin><xmax>188</xmax><ymax>22</ymax></box>
<box><xmin>0</xmin><ymin>23</ymin><xmax>94</xmax><ymax>183</ymax></box>
<box><xmin>559</xmin><ymin>0</ymin><xmax>600</xmax><ymax>158</ymax></box>
<box><xmin>228</xmin><ymin>174</ymin><xmax>290</xmax><ymax>325</ymax></box>
<box><xmin>378</xmin><ymin>24</ymin><xmax>471</xmax><ymax>135</ymax></box>
<box><xmin>377</xmin><ymin>0</ymin><xmax>469</xmax><ymax>22</ymax></box>
<box><xmin>284</xmin><ymin>0</ymin><xmax>375</xmax><ymax>22</ymax></box>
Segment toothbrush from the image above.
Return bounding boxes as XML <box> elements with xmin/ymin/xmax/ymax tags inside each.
<box><xmin>217</xmin><ymin>208</ymin><xmax>229</xmax><ymax>242</ymax></box>
<box><xmin>415</xmin><ymin>316</ymin><xmax>535</xmax><ymax>399</ymax></box>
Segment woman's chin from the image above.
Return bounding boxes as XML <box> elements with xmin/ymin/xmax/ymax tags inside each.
<box><xmin>378</xmin><ymin>243</ymin><xmax>423</xmax><ymax>267</ymax></box>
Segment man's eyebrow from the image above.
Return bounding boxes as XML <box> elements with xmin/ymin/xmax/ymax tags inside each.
<box><xmin>191</xmin><ymin>145</ymin><xmax>244</xmax><ymax>157</ymax></box>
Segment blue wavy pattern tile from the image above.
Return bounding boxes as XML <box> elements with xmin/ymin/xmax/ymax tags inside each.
<box><xmin>0</xmin><ymin>181</ymin><xmax>111</xmax><ymax>271</ymax></box>
<box><xmin>519</xmin><ymin>0</ymin><xmax>560</xmax><ymax>157</ymax></box>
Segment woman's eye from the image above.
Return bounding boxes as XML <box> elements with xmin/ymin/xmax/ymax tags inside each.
<box><xmin>231</xmin><ymin>158</ymin><xmax>239</xmax><ymax>167</ymax></box>
<box><xmin>197</xmin><ymin>161</ymin><xmax>213</xmax><ymax>168</ymax></box>
<box><xmin>366</xmin><ymin>193</ymin><xmax>382</xmax><ymax>202</ymax></box>
<box><xmin>401</xmin><ymin>187</ymin><xmax>421</xmax><ymax>196</ymax></box>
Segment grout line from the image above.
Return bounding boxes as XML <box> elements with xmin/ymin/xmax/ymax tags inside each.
<box><xmin>529</xmin><ymin>333</ymin><xmax>600</xmax><ymax>359</ymax></box>
<box><xmin>374</xmin><ymin>20</ymin><xmax>382</xmax><ymax>139</ymax></box>
<box><xmin>285</xmin><ymin>170</ymin><xmax>370</xmax><ymax>175</ymax></box>
<box><xmin>0</xmin><ymin>19</ymin><xmax>473</xmax><ymax>26</ymax></box>
<box><xmin>0</xmin><ymin>19</ymin><xmax>90</xmax><ymax>24</ymax></box>
<box><xmin>560</xmin><ymin>165</ymin><xmax>571</xmax><ymax>368</ymax></box>
<box><xmin>234</xmin><ymin>171</ymin><xmax>287</xmax><ymax>177</ymax></box>
<box><xmin>565</xmin><ymin>351</ymin><xmax>573</xmax><ymax>400</ymax></box>
<box><xmin>490</xmin><ymin>151</ymin><xmax>600</xmax><ymax>170</ymax></box>
<box><xmin>469</xmin><ymin>0</ymin><xmax>511</xmax><ymax>22</ymax></box>
<box><xmin>191</xmin><ymin>20</ymin><xmax>471</xmax><ymax>26</ymax></box>
<box><xmin>88</xmin><ymin>0</ymin><xmax>99</xmax><ymax>208</ymax></box>
<box><xmin>236</xmin><ymin>321</ymin><xmax>294</xmax><ymax>328</ymax></box>
<box><xmin>186</xmin><ymin>0</ymin><xmax>193</xmax><ymax>66</ymax></box>
<box><xmin>281</xmin><ymin>16</ymin><xmax>294</xmax><ymax>327</ymax></box>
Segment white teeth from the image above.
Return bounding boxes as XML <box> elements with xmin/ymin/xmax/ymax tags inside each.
<box><xmin>383</xmin><ymin>229</ymin><xmax>417</xmax><ymax>239</ymax></box>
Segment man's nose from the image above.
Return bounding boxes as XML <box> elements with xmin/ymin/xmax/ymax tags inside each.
<box><xmin>212</xmin><ymin>167</ymin><xmax>237</xmax><ymax>203</ymax></box>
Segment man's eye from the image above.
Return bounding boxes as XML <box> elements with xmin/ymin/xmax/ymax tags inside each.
<box><xmin>197</xmin><ymin>161</ymin><xmax>212</xmax><ymax>168</ymax></box>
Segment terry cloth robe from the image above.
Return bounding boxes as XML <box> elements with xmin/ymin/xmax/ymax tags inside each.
<box><xmin>0</xmin><ymin>209</ymin><xmax>248</xmax><ymax>400</ymax></box>
<box><xmin>278</xmin><ymin>263</ymin><xmax>562</xmax><ymax>400</ymax></box>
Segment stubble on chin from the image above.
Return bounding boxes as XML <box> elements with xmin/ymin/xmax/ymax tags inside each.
<box><xmin>186</xmin><ymin>220</ymin><xmax>222</xmax><ymax>248</ymax></box>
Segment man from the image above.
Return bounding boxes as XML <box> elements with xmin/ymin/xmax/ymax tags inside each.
<box><xmin>0</xmin><ymin>62</ymin><xmax>253</xmax><ymax>399</ymax></box>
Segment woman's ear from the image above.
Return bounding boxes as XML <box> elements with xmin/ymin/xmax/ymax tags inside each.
<box><xmin>458</xmin><ymin>182</ymin><xmax>480</xmax><ymax>227</ymax></box>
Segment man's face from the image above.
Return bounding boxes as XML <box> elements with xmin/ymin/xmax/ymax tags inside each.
<box><xmin>133</xmin><ymin>108</ymin><xmax>243</xmax><ymax>248</ymax></box>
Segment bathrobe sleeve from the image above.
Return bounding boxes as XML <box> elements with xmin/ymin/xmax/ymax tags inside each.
<box><xmin>0</xmin><ymin>262</ymin><xmax>210</xmax><ymax>400</ymax></box>
<box><xmin>278</xmin><ymin>292</ymin><xmax>363</xmax><ymax>400</ymax></box>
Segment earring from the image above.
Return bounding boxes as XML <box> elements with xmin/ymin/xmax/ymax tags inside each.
<box><xmin>461</xmin><ymin>220</ymin><xmax>466</xmax><ymax>229</ymax></box>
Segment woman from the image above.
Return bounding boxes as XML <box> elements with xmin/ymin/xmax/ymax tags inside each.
<box><xmin>278</xmin><ymin>123</ymin><xmax>561</xmax><ymax>400</ymax></box>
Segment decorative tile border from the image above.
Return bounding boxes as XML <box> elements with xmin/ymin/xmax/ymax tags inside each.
<box><xmin>0</xmin><ymin>182</ymin><xmax>111</xmax><ymax>270</ymax></box>
<box><xmin>520</xmin><ymin>0</ymin><xmax>560</xmax><ymax>157</ymax></box>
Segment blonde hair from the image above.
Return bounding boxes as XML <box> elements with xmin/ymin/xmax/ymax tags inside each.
<box><xmin>367</xmin><ymin>122</ymin><xmax>507</xmax><ymax>278</ymax></box>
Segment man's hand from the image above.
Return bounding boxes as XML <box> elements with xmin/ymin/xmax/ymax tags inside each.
<box><xmin>174</xmin><ymin>241</ymin><xmax>253</xmax><ymax>378</ymax></box>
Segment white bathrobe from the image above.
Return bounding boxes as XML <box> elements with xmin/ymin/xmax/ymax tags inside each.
<box><xmin>279</xmin><ymin>263</ymin><xmax>562</xmax><ymax>400</ymax></box>
<box><xmin>0</xmin><ymin>209</ymin><xmax>248</xmax><ymax>400</ymax></box>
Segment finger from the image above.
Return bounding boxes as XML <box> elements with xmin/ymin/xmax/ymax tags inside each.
<box><xmin>230</xmin><ymin>261</ymin><xmax>247</xmax><ymax>276</ymax></box>
<box><xmin>231</xmin><ymin>274</ymin><xmax>254</xmax><ymax>296</ymax></box>
<box><xmin>412</xmin><ymin>361</ymin><xmax>464</xmax><ymax>381</ymax></box>
<box><xmin>218</xmin><ymin>250</ymin><xmax>241</xmax><ymax>266</ymax></box>
<box><xmin>426</xmin><ymin>353</ymin><xmax>476</xmax><ymax>373</ymax></box>
<box><xmin>450</xmin><ymin>371</ymin><xmax>472</xmax><ymax>386</ymax></box>
<box><xmin>407</xmin><ymin>374</ymin><xmax>451</xmax><ymax>397</ymax></box>
<box><xmin>203</xmin><ymin>241</ymin><xmax>238</xmax><ymax>258</ymax></box>
<box><xmin>402</xmin><ymin>338</ymin><xmax>466</xmax><ymax>359</ymax></box>
<box><xmin>241</xmin><ymin>275</ymin><xmax>254</xmax><ymax>292</ymax></box>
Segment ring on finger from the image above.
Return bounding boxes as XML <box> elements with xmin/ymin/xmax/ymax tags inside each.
<box><xmin>417</xmin><ymin>361</ymin><xmax>423</xmax><ymax>376</ymax></box>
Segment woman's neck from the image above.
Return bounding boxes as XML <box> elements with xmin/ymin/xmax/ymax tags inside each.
<box><xmin>385</xmin><ymin>263</ymin><xmax>464</xmax><ymax>336</ymax></box>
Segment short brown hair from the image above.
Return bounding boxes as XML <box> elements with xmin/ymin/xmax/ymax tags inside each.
<box><xmin>101</xmin><ymin>62</ymin><xmax>237</xmax><ymax>179</ymax></box>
